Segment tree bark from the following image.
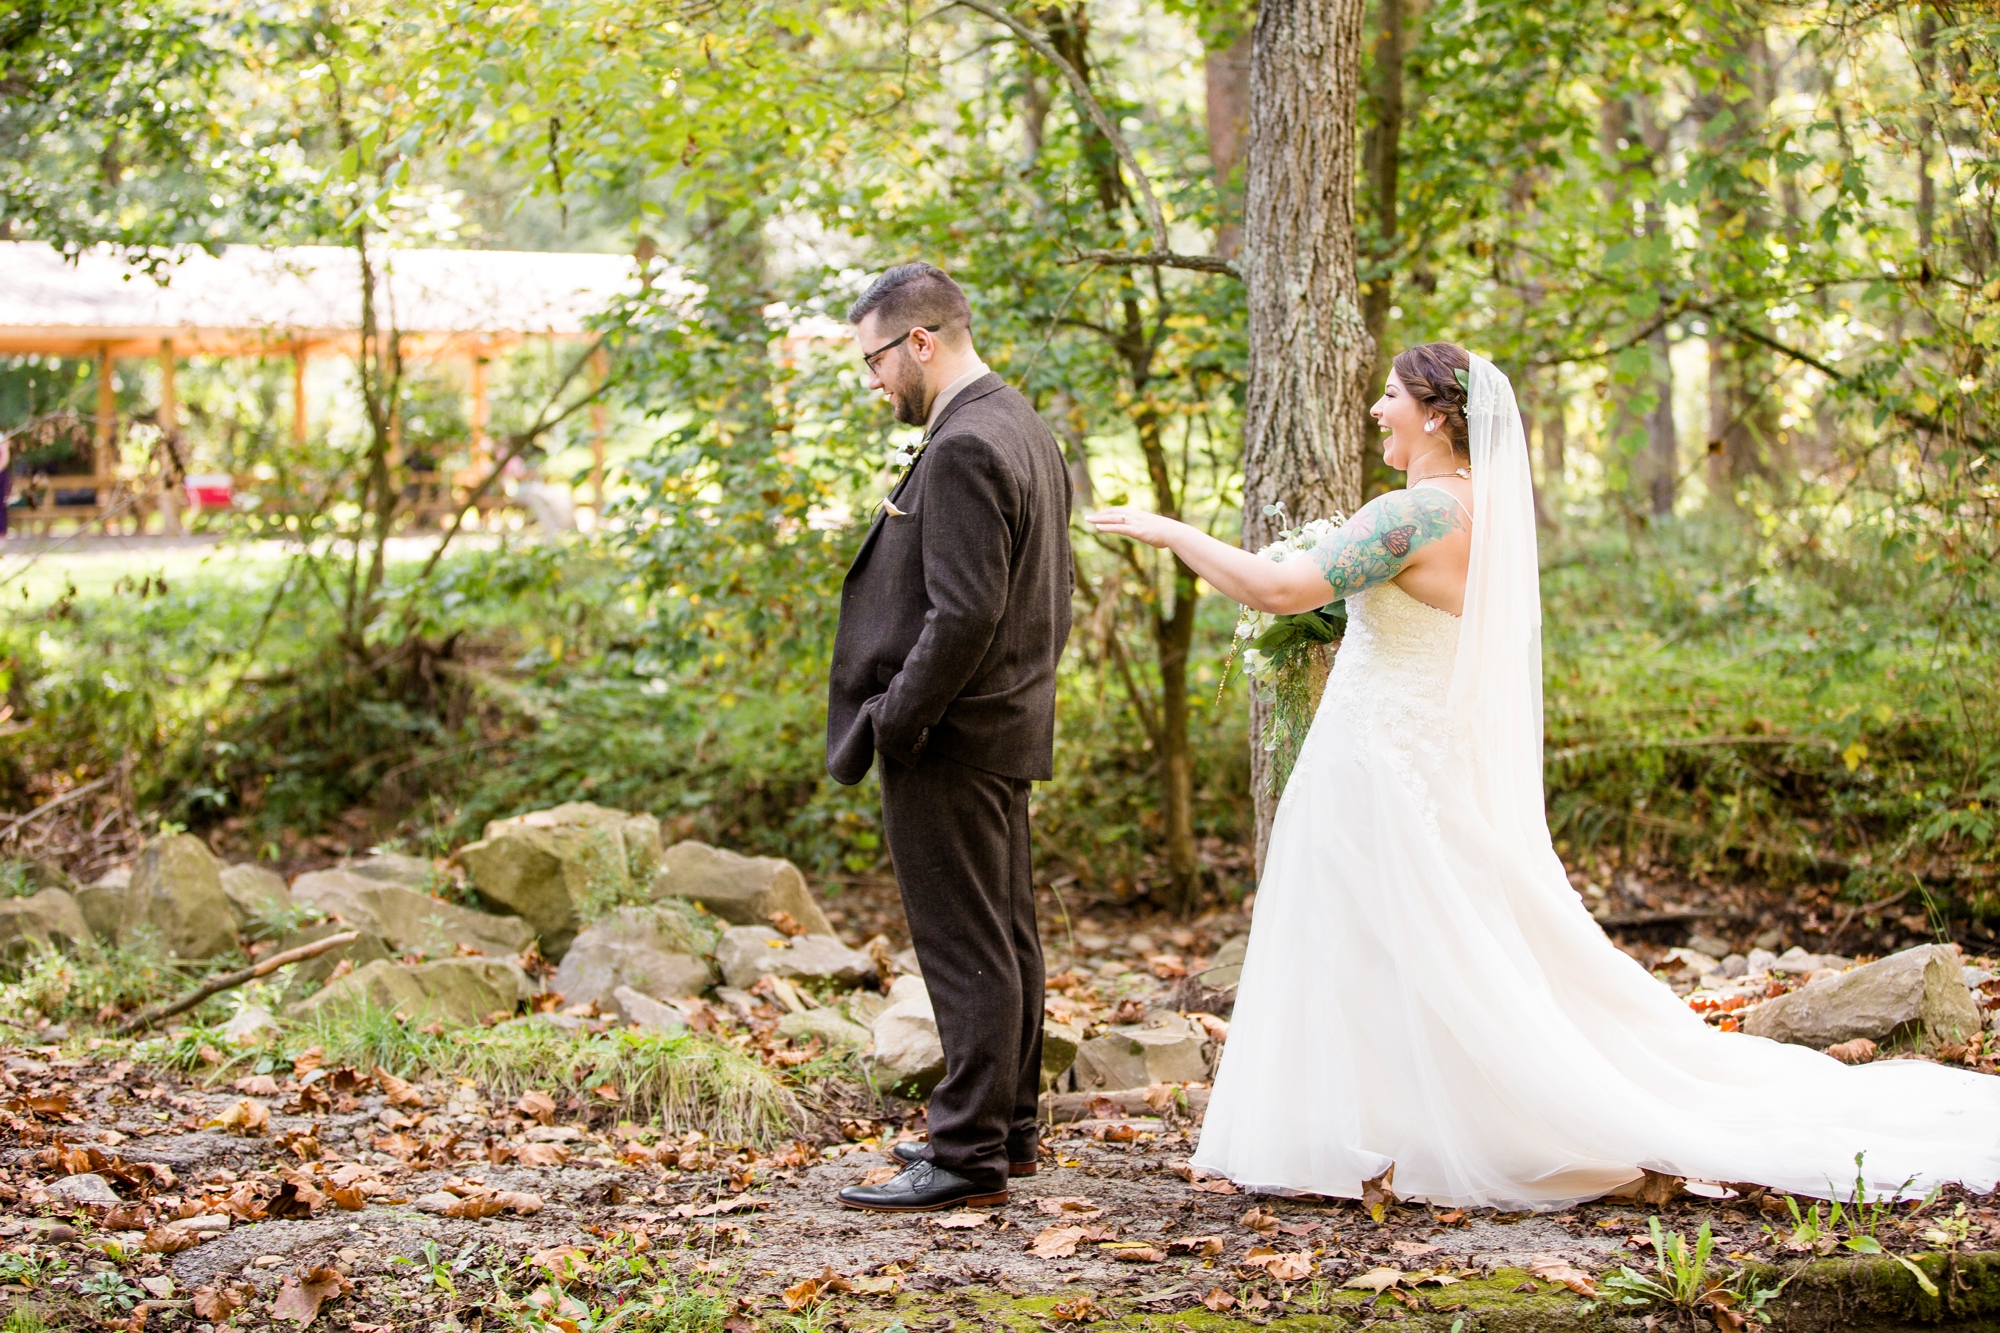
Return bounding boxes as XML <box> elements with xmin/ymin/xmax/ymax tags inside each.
<box><xmin>1241</xmin><ymin>0</ymin><xmax>1375</xmax><ymax>875</ymax></box>
<box><xmin>1204</xmin><ymin>29</ymin><xmax>1252</xmax><ymax>260</ymax></box>
<box><xmin>1359</xmin><ymin>0</ymin><xmax>1409</xmax><ymax>385</ymax></box>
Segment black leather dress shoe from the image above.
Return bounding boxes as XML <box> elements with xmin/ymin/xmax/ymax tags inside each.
<box><xmin>838</xmin><ymin>1159</ymin><xmax>1009</xmax><ymax>1212</ymax></box>
<box><xmin>891</xmin><ymin>1141</ymin><xmax>1037</xmax><ymax>1177</ymax></box>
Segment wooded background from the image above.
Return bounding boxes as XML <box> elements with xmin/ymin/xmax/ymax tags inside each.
<box><xmin>1</xmin><ymin>0</ymin><xmax>1994</xmax><ymax>936</ymax></box>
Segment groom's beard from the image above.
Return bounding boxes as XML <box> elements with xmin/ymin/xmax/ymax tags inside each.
<box><xmin>887</xmin><ymin>360</ymin><xmax>927</xmax><ymax>426</ymax></box>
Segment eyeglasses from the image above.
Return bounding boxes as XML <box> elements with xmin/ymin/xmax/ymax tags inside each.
<box><xmin>861</xmin><ymin>325</ymin><xmax>941</xmax><ymax>371</ymax></box>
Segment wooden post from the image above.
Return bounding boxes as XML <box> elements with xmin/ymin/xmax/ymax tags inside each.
<box><xmin>94</xmin><ymin>345</ymin><xmax>115</xmax><ymax>477</ymax></box>
<box><xmin>157</xmin><ymin>338</ymin><xmax>184</xmax><ymax>536</ymax></box>
<box><xmin>589</xmin><ymin>347</ymin><xmax>609</xmax><ymax>514</ymax></box>
<box><xmin>292</xmin><ymin>342</ymin><xmax>309</xmax><ymax>444</ymax></box>
<box><xmin>469</xmin><ymin>351</ymin><xmax>490</xmax><ymax>466</ymax></box>
<box><xmin>468</xmin><ymin>349</ymin><xmax>490</xmax><ymax>530</ymax></box>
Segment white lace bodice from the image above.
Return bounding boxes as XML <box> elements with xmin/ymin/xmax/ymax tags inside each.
<box><xmin>1311</xmin><ymin>582</ymin><xmax>1462</xmax><ymax>838</ymax></box>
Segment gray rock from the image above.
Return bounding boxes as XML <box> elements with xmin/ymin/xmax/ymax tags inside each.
<box><xmin>51</xmin><ymin>1173</ymin><xmax>120</xmax><ymax>1206</ymax></box>
<box><xmin>0</xmin><ymin>888</ymin><xmax>90</xmax><ymax>957</ymax></box>
<box><xmin>1743</xmin><ymin>943</ymin><xmax>1982</xmax><ymax>1052</ymax></box>
<box><xmin>343</xmin><ymin>853</ymin><xmax>435</xmax><ymax>889</ymax></box>
<box><xmin>454</xmin><ymin>803</ymin><xmax>664</xmax><ymax>959</ymax></box>
<box><xmin>289</xmin><ymin>870</ymin><xmax>531</xmax><ymax>960</ymax></box>
<box><xmin>841</xmin><ymin>990</ymin><xmax>892</xmax><ymax>1029</ymax></box>
<box><xmin>651</xmin><ymin>841</ymin><xmax>833</xmax><ymax>937</ymax></box>
<box><xmin>218</xmin><ymin>864</ymin><xmax>291</xmax><ymax>934</ymax></box>
<box><xmin>117</xmin><ymin>835</ymin><xmax>237</xmax><ymax>959</ymax></box>
<box><xmin>1073</xmin><ymin>1013</ymin><xmax>1212</xmax><ymax>1092</ymax></box>
<box><xmin>612</xmin><ymin>985</ymin><xmax>690</xmax><ymax>1034</ymax></box>
<box><xmin>714</xmin><ymin>926</ymin><xmax>873</xmax><ymax>990</ymax></box>
<box><xmin>274</xmin><ymin>922</ymin><xmax>395</xmax><ymax>1006</ymax></box>
<box><xmin>1041</xmin><ymin>1019</ymin><xmax>1083</xmax><ymax>1093</ymax></box>
<box><xmin>75</xmin><ymin>868</ymin><xmax>129</xmax><ymax>940</ymax></box>
<box><xmin>1212</xmin><ymin>936</ymin><xmax>1248</xmax><ymax>969</ymax></box>
<box><xmin>1686</xmin><ymin>933</ymin><xmax>1734</xmax><ymax>960</ymax></box>
<box><xmin>891</xmin><ymin>947</ymin><xmax>922</xmax><ymax>978</ymax></box>
<box><xmin>550</xmin><ymin>907</ymin><xmax>717</xmax><ymax>1010</ymax></box>
<box><xmin>1721</xmin><ymin>953</ymin><xmax>1749</xmax><ymax>979</ymax></box>
<box><xmin>292</xmin><ymin>957</ymin><xmax>534</xmax><ymax>1027</ymax></box>
<box><xmin>869</xmin><ymin>975</ymin><xmax>945</xmax><ymax>1094</ymax></box>
<box><xmin>220</xmin><ymin>1005</ymin><xmax>280</xmax><ymax>1047</ymax></box>
<box><xmin>1745</xmin><ymin>948</ymin><xmax>1779</xmax><ymax>976</ymax></box>
<box><xmin>776</xmin><ymin>1007</ymin><xmax>872</xmax><ymax>1050</ymax></box>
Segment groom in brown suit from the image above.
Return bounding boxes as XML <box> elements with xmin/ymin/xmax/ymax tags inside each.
<box><xmin>827</xmin><ymin>264</ymin><xmax>1073</xmax><ymax>1211</ymax></box>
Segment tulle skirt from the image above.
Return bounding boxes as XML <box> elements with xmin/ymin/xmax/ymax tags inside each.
<box><xmin>1191</xmin><ymin>693</ymin><xmax>2000</xmax><ymax>1210</ymax></box>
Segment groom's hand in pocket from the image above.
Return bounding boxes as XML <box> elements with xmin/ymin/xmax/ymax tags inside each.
<box><xmin>864</xmin><ymin>691</ymin><xmax>931</xmax><ymax>765</ymax></box>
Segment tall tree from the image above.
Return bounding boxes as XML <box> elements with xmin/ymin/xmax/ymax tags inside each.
<box><xmin>1241</xmin><ymin>0</ymin><xmax>1375</xmax><ymax>867</ymax></box>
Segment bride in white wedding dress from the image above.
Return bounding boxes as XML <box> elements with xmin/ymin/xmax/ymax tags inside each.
<box><xmin>1088</xmin><ymin>345</ymin><xmax>2000</xmax><ymax>1211</ymax></box>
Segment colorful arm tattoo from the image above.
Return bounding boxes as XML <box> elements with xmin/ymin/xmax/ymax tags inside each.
<box><xmin>1310</xmin><ymin>487</ymin><xmax>1467</xmax><ymax>600</ymax></box>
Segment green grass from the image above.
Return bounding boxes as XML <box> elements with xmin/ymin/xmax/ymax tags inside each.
<box><xmin>2</xmin><ymin>512</ymin><xmax>1992</xmax><ymax>917</ymax></box>
<box><xmin>1541</xmin><ymin>518</ymin><xmax>1999</xmax><ymax>907</ymax></box>
<box><xmin>283</xmin><ymin>999</ymin><xmax>802</xmax><ymax>1145</ymax></box>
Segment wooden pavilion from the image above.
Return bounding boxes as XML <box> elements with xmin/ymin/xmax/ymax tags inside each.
<box><xmin>0</xmin><ymin>242</ymin><xmax>644</xmax><ymax>534</ymax></box>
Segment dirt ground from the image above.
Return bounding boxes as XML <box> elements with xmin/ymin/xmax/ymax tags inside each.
<box><xmin>5</xmin><ymin>858</ymin><xmax>1999</xmax><ymax>1331</ymax></box>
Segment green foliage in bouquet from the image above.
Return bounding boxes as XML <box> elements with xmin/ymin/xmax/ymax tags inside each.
<box><xmin>1219</xmin><ymin>506</ymin><xmax>1350</xmax><ymax>798</ymax></box>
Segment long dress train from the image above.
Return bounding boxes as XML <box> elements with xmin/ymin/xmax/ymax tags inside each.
<box><xmin>1191</xmin><ymin>581</ymin><xmax>2000</xmax><ymax>1211</ymax></box>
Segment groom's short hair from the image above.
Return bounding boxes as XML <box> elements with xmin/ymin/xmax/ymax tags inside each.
<box><xmin>847</xmin><ymin>263</ymin><xmax>973</xmax><ymax>347</ymax></box>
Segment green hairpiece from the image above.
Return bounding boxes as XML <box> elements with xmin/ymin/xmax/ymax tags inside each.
<box><xmin>1452</xmin><ymin>366</ymin><xmax>1471</xmax><ymax>393</ymax></box>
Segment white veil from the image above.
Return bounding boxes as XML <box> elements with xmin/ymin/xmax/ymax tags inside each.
<box><xmin>1446</xmin><ymin>355</ymin><xmax>1550</xmax><ymax>847</ymax></box>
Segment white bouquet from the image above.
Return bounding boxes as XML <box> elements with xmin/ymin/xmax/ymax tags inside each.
<box><xmin>1220</xmin><ymin>506</ymin><xmax>1349</xmax><ymax>796</ymax></box>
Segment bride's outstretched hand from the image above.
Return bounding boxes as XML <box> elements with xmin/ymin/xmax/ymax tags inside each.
<box><xmin>1088</xmin><ymin>507</ymin><xmax>1180</xmax><ymax>549</ymax></box>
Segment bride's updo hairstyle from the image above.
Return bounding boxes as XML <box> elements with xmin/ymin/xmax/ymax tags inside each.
<box><xmin>1391</xmin><ymin>342</ymin><xmax>1473</xmax><ymax>457</ymax></box>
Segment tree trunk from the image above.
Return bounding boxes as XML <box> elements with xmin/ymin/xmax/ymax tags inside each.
<box><xmin>1242</xmin><ymin>0</ymin><xmax>1375</xmax><ymax>875</ymax></box>
<box><xmin>1359</xmin><ymin>0</ymin><xmax>1409</xmax><ymax>386</ymax></box>
<box><xmin>1204</xmin><ymin>29</ymin><xmax>1252</xmax><ymax>259</ymax></box>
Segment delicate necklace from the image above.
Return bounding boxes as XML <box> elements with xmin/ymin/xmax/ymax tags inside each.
<box><xmin>1412</xmin><ymin>466</ymin><xmax>1471</xmax><ymax>483</ymax></box>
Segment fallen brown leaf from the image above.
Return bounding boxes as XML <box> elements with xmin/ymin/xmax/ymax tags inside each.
<box><xmin>527</xmin><ymin>1245</ymin><xmax>592</xmax><ymax>1285</ymax></box>
<box><xmin>1390</xmin><ymin>1240</ymin><xmax>1438</xmax><ymax>1257</ymax></box>
<box><xmin>1168</xmin><ymin>1235</ymin><xmax>1225</xmax><ymax>1257</ymax></box>
<box><xmin>1036</xmin><ymin>1196</ymin><xmax>1106</xmax><ymax>1220</ymax></box>
<box><xmin>858</xmin><ymin>1165</ymin><xmax>899</xmax><ymax>1186</ymax></box>
<box><xmin>140</xmin><ymin>1225</ymin><xmax>200</xmax><ymax>1254</ymax></box>
<box><xmin>443</xmin><ymin>1194</ymin><xmax>508</xmax><ymax>1219</ymax></box>
<box><xmin>783</xmin><ymin>1266</ymin><xmax>852</xmax><ymax>1311</ymax></box>
<box><xmin>206</xmin><ymin>1099</ymin><xmax>270</xmax><ymax>1136</ymax></box>
<box><xmin>932</xmin><ymin>1211</ymin><xmax>990</xmax><ymax>1229</ymax></box>
<box><xmin>1827</xmin><ymin>1038</ymin><xmax>1877</xmax><ymax>1064</ymax></box>
<box><xmin>1634</xmin><ymin>1170</ymin><xmax>1684</xmax><ymax>1207</ymax></box>
<box><xmin>1526</xmin><ymin>1256</ymin><xmax>1597</xmax><ymax>1296</ymax></box>
<box><xmin>192</xmin><ymin>1285</ymin><xmax>248</xmax><ymax>1321</ymax></box>
<box><xmin>1048</xmin><ymin>1295</ymin><xmax>1097</xmax><ymax>1323</ymax></box>
<box><xmin>516</xmin><ymin>1142</ymin><xmax>569</xmax><ymax>1167</ymax></box>
<box><xmin>292</xmin><ymin>1047</ymin><xmax>325</xmax><ymax>1077</ymax></box>
<box><xmin>1362</xmin><ymin>1167</ymin><xmax>1398</xmax><ymax>1222</ymax></box>
<box><xmin>231</xmin><ymin>1075</ymin><xmax>281</xmax><ymax>1096</ymax></box>
<box><xmin>374</xmin><ymin>1068</ymin><xmax>425</xmax><ymax>1108</ymax></box>
<box><xmin>326</xmin><ymin>1185</ymin><xmax>366</xmax><ymax>1211</ymax></box>
<box><xmin>1101</xmin><ymin>1241</ymin><xmax>1166</xmax><ymax>1263</ymax></box>
<box><xmin>849</xmin><ymin>1274</ymin><xmax>900</xmax><ymax>1296</ymax></box>
<box><xmin>1238</xmin><ymin>1205</ymin><xmax>1279</xmax><ymax>1234</ymax></box>
<box><xmin>1030</xmin><ymin>1223</ymin><xmax>1115</xmax><ymax>1259</ymax></box>
<box><xmin>1200</xmin><ymin>1287</ymin><xmax>1236</xmax><ymax>1312</ymax></box>
<box><xmin>517</xmin><ymin>1090</ymin><xmax>558</xmax><ymax>1125</ymax></box>
<box><xmin>1343</xmin><ymin>1267</ymin><xmax>1406</xmax><ymax>1292</ymax></box>
<box><xmin>270</xmin><ymin>1264</ymin><xmax>350</xmax><ymax>1326</ymax></box>
<box><xmin>496</xmin><ymin>1190</ymin><xmax>544</xmax><ymax>1214</ymax></box>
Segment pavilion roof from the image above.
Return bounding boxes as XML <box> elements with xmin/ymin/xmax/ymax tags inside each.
<box><xmin>0</xmin><ymin>242</ymin><xmax>652</xmax><ymax>359</ymax></box>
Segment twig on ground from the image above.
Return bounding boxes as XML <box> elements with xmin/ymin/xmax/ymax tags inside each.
<box><xmin>0</xmin><ymin>774</ymin><xmax>117</xmax><ymax>841</ymax></box>
<box><xmin>116</xmin><ymin>931</ymin><xmax>360</xmax><ymax>1034</ymax></box>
